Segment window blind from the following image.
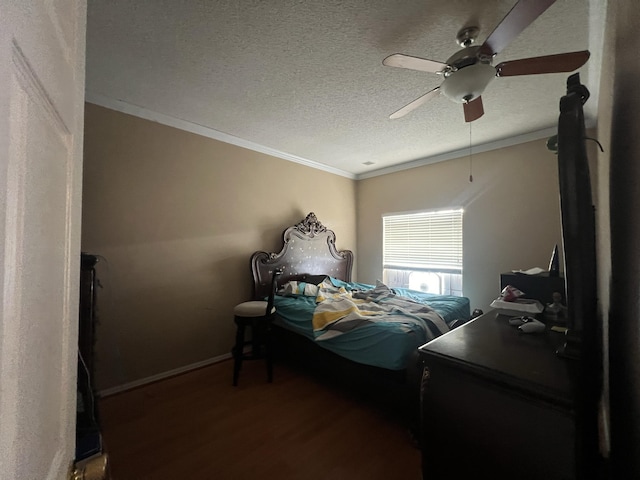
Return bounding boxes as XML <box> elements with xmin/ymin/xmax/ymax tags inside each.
<box><xmin>383</xmin><ymin>209</ymin><xmax>463</xmax><ymax>273</ymax></box>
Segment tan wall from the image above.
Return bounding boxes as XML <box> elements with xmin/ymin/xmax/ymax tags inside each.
<box><xmin>84</xmin><ymin>106</ymin><xmax>602</xmax><ymax>392</ymax></box>
<box><xmin>82</xmin><ymin>104</ymin><xmax>356</xmax><ymax>391</ymax></box>
<box><xmin>356</xmin><ymin>139</ymin><xmax>568</xmax><ymax>312</ymax></box>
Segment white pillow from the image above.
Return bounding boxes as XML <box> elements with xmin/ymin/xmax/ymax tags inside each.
<box><xmin>278</xmin><ymin>281</ymin><xmax>320</xmax><ymax>296</ymax></box>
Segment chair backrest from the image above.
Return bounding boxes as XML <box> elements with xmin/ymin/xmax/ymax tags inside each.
<box><xmin>265</xmin><ymin>268</ymin><xmax>284</xmax><ymax>317</ymax></box>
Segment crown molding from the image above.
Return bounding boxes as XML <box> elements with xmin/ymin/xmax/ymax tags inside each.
<box><xmin>86</xmin><ymin>92</ymin><xmax>596</xmax><ymax>182</ymax></box>
<box><xmin>355</xmin><ymin>122</ymin><xmax>595</xmax><ymax>180</ymax></box>
<box><xmin>85</xmin><ymin>92</ymin><xmax>357</xmax><ymax>179</ymax></box>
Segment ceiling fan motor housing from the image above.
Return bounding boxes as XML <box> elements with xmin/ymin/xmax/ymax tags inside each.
<box><xmin>441</xmin><ymin>46</ymin><xmax>496</xmax><ymax>103</ymax></box>
<box><xmin>382</xmin><ymin>2</ymin><xmax>591</xmax><ymax>120</ymax></box>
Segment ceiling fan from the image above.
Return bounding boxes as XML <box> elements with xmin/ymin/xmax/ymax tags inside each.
<box><xmin>382</xmin><ymin>0</ymin><xmax>590</xmax><ymax>122</ymax></box>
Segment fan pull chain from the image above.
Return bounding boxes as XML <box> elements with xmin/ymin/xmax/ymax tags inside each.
<box><xmin>468</xmin><ymin>122</ymin><xmax>473</xmax><ymax>183</ymax></box>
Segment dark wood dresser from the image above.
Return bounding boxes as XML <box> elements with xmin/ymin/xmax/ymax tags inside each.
<box><xmin>418</xmin><ymin>310</ymin><xmax>577</xmax><ymax>480</ymax></box>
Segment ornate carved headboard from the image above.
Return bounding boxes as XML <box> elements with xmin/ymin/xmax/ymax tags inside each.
<box><xmin>250</xmin><ymin>213</ymin><xmax>354</xmax><ymax>299</ymax></box>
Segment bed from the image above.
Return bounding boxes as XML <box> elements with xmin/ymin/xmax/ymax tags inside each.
<box><xmin>250</xmin><ymin>213</ymin><xmax>470</xmax><ymax>425</ymax></box>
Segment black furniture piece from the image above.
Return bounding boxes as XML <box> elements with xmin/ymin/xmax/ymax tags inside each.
<box><xmin>232</xmin><ymin>268</ymin><xmax>282</xmax><ymax>386</ymax></box>
<box><xmin>418</xmin><ymin>310</ymin><xmax>577</xmax><ymax>480</ymax></box>
<box><xmin>500</xmin><ymin>271</ymin><xmax>566</xmax><ymax>306</ymax></box>
<box><xmin>553</xmin><ymin>74</ymin><xmax>601</xmax><ymax>474</ymax></box>
<box><xmin>76</xmin><ymin>253</ymin><xmax>103</xmax><ymax>461</ymax></box>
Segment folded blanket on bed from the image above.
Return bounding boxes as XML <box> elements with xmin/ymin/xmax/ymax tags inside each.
<box><xmin>312</xmin><ymin>280</ymin><xmax>449</xmax><ymax>341</ymax></box>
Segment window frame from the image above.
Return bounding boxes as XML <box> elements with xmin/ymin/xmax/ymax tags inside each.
<box><xmin>382</xmin><ymin>208</ymin><xmax>464</xmax><ymax>274</ymax></box>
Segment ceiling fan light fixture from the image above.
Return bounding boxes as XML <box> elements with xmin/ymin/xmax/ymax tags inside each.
<box><xmin>441</xmin><ymin>62</ymin><xmax>496</xmax><ymax>104</ymax></box>
<box><xmin>382</xmin><ymin>0</ymin><xmax>588</xmax><ymax>119</ymax></box>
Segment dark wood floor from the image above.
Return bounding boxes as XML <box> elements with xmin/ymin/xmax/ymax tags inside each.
<box><xmin>99</xmin><ymin>359</ymin><xmax>421</xmax><ymax>480</ymax></box>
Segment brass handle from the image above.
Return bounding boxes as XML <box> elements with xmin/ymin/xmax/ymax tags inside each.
<box><xmin>70</xmin><ymin>453</ymin><xmax>109</xmax><ymax>480</ymax></box>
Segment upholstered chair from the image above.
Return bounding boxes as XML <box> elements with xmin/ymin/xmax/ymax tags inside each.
<box><xmin>231</xmin><ymin>268</ymin><xmax>283</xmax><ymax>386</ymax></box>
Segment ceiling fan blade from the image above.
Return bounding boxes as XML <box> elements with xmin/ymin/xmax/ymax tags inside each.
<box><xmin>495</xmin><ymin>50</ymin><xmax>590</xmax><ymax>77</ymax></box>
<box><xmin>463</xmin><ymin>96</ymin><xmax>484</xmax><ymax>123</ymax></box>
<box><xmin>389</xmin><ymin>86</ymin><xmax>441</xmax><ymax>119</ymax></box>
<box><xmin>480</xmin><ymin>0</ymin><xmax>557</xmax><ymax>56</ymax></box>
<box><xmin>383</xmin><ymin>54</ymin><xmax>448</xmax><ymax>73</ymax></box>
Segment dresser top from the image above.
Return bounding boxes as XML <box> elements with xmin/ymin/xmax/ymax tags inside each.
<box><xmin>419</xmin><ymin>310</ymin><xmax>576</xmax><ymax>406</ymax></box>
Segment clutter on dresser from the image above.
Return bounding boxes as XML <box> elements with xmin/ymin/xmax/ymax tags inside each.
<box><xmin>499</xmin><ymin>270</ymin><xmax>566</xmax><ymax>317</ymax></box>
<box><xmin>489</xmin><ymin>284</ymin><xmax>544</xmax><ymax>317</ymax></box>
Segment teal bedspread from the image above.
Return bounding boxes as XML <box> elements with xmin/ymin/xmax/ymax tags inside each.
<box><xmin>273</xmin><ymin>277</ymin><xmax>470</xmax><ymax>370</ymax></box>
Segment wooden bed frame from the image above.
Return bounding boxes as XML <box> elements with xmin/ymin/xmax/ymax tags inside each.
<box><xmin>251</xmin><ymin>212</ymin><xmax>353</xmax><ymax>298</ymax></box>
<box><xmin>250</xmin><ymin>213</ymin><xmax>422</xmax><ymax>425</ymax></box>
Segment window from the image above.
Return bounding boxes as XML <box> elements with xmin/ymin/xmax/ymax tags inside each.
<box><xmin>383</xmin><ymin>209</ymin><xmax>463</xmax><ymax>296</ymax></box>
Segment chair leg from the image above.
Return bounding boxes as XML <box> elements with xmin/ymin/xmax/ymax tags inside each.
<box><xmin>232</xmin><ymin>321</ymin><xmax>245</xmax><ymax>386</ymax></box>
<box><xmin>265</xmin><ymin>324</ymin><xmax>273</xmax><ymax>383</ymax></box>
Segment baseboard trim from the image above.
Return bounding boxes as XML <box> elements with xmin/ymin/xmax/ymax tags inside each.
<box><xmin>98</xmin><ymin>353</ymin><xmax>232</xmax><ymax>397</ymax></box>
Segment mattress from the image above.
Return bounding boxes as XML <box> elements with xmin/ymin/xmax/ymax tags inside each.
<box><xmin>272</xmin><ymin>278</ymin><xmax>470</xmax><ymax>370</ymax></box>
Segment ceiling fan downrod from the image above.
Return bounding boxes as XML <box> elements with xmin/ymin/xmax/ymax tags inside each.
<box><xmin>456</xmin><ymin>26</ymin><xmax>479</xmax><ymax>48</ymax></box>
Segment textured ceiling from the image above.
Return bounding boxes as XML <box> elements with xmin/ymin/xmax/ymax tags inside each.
<box><xmin>86</xmin><ymin>0</ymin><xmax>606</xmax><ymax>179</ymax></box>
